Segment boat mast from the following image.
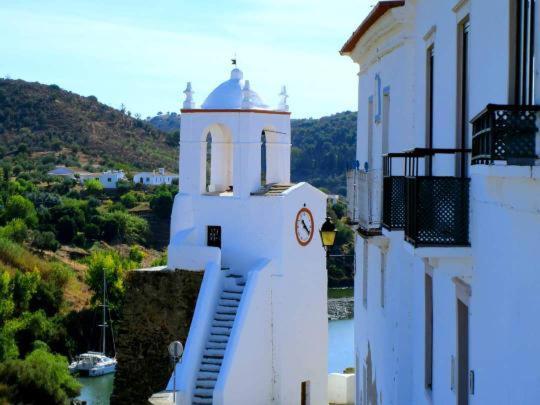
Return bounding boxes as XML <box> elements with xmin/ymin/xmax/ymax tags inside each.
<box><xmin>101</xmin><ymin>269</ymin><xmax>107</xmax><ymax>355</ymax></box>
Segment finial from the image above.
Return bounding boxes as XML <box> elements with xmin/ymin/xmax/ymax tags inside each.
<box><xmin>242</xmin><ymin>80</ymin><xmax>254</xmax><ymax>109</ymax></box>
<box><xmin>183</xmin><ymin>82</ymin><xmax>195</xmax><ymax>109</ymax></box>
<box><xmin>278</xmin><ymin>85</ymin><xmax>289</xmax><ymax>111</ymax></box>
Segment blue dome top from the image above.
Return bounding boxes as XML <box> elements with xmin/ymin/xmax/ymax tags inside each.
<box><xmin>201</xmin><ymin>68</ymin><xmax>268</xmax><ymax>110</ymax></box>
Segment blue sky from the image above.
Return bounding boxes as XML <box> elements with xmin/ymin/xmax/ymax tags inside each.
<box><xmin>0</xmin><ymin>1</ymin><xmax>374</xmax><ymax>118</ymax></box>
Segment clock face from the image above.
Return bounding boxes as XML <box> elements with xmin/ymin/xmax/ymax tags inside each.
<box><xmin>295</xmin><ymin>207</ymin><xmax>314</xmax><ymax>246</ymax></box>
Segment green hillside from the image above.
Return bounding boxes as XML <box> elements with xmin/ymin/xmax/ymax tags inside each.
<box><xmin>0</xmin><ymin>79</ymin><xmax>178</xmax><ymax>171</ymax></box>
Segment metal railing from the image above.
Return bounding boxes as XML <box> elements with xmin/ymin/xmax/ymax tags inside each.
<box><xmin>402</xmin><ymin>148</ymin><xmax>471</xmax><ymax>247</ymax></box>
<box><xmin>346</xmin><ymin>168</ymin><xmax>382</xmax><ymax>236</ymax></box>
<box><xmin>382</xmin><ymin>153</ymin><xmax>407</xmax><ymax>230</ymax></box>
<box><xmin>471</xmin><ymin>104</ymin><xmax>540</xmax><ymax>165</ymax></box>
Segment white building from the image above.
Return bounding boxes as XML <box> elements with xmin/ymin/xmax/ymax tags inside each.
<box><xmin>342</xmin><ymin>1</ymin><xmax>540</xmax><ymax>404</ymax></box>
<box><xmin>47</xmin><ymin>166</ymin><xmax>126</xmax><ymax>189</ymax></box>
<box><xmin>95</xmin><ymin>170</ymin><xmax>126</xmax><ymax>189</ymax></box>
<box><xmin>165</xmin><ymin>67</ymin><xmax>328</xmax><ymax>404</ymax></box>
<box><xmin>133</xmin><ymin>168</ymin><xmax>178</xmax><ymax>186</ymax></box>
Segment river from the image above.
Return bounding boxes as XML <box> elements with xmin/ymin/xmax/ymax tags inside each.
<box><xmin>77</xmin><ymin>319</ymin><xmax>354</xmax><ymax>404</ymax></box>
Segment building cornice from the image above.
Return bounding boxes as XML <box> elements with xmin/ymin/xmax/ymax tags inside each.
<box><xmin>180</xmin><ymin>109</ymin><xmax>291</xmax><ymax>116</ymax></box>
<box><xmin>340</xmin><ymin>1</ymin><xmax>405</xmax><ymax>55</ymax></box>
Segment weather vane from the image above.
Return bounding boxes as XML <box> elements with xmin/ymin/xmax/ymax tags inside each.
<box><xmin>231</xmin><ymin>53</ymin><xmax>237</xmax><ymax>66</ymax></box>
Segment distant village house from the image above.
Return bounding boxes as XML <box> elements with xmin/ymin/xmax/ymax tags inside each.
<box><xmin>47</xmin><ymin>166</ymin><xmax>126</xmax><ymax>189</ymax></box>
<box><xmin>133</xmin><ymin>168</ymin><xmax>178</xmax><ymax>186</ymax></box>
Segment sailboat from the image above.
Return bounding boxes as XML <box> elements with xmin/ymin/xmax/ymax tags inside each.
<box><xmin>69</xmin><ymin>270</ymin><xmax>117</xmax><ymax>377</ymax></box>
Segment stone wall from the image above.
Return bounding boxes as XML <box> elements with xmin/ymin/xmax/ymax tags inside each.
<box><xmin>328</xmin><ymin>297</ymin><xmax>354</xmax><ymax>320</ymax></box>
<box><xmin>110</xmin><ymin>268</ymin><xmax>203</xmax><ymax>405</ymax></box>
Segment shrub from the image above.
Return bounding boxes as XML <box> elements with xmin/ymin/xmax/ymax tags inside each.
<box><xmin>100</xmin><ymin>211</ymin><xmax>148</xmax><ymax>244</ymax></box>
<box><xmin>84</xmin><ymin>178</ymin><xmax>104</xmax><ymax>195</ymax></box>
<box><xmin>120</xmin><ymin>191</ymin><xmax>138</xmax><ymax>208</ymax></box>
<box><xmin>0</xmin><ymin>347</ymin><xmax>81</xmax><ymax>404</ymax></box>
<box><xmin>56</xmin><ymin>216</ymin><xmax>76</xmax><ymax>243</ymax></box>
<box><xmin>128</xmin><ymin>245</ymin><xmax>145</xmax><ymax>264</ymax></box>
<box><xmin>83</xmin><ymin>223</ymin><xmax>101</xmax><ymax>240</ymax></box>
<box><xmin>149</xmin><ymin>188</ymin><xmax>174</xmax><ymax>219</ymax></box>
<box><xmin>31</xmin><ymin>231</ymin><xmax>60</xmax><ymax>252</ymax></box>
<box><xmin>3</xmin><ymin>195</ymin><xmax>38</xmax><ymax>228</ymax></box>
<box><xmin>0</xmin><ymin>219</ymin><xmax>28</xmax><ymax>243</ymax></box>
<box><xmin>85</xmin><ymin>250</ymin><xmax>137</xmax><ymax>310</ymax></box>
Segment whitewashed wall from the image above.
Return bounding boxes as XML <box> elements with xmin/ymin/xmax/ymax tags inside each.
<box><xmin>347</xmin><ymin>0</ymin><xmax>540</xmax><ymax>404</ymax></box>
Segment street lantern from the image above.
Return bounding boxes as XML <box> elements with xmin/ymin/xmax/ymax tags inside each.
<box><xmin>320</xmin><ymin>217</ymin><xmax>337</xmax><ymax>256</ymax></box>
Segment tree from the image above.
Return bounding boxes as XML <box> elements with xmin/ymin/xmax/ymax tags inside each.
<box><xmin>149</xmin><ymin>188</ymin><xmax>174</xmax><ymax>219</ymax></box>
<box><xmin>56</xmin><ymin>216</ymin><xmax>77</xmax><ymax>243</ymax></box>
<box><xmin>0</xmin><ymin>347</ymin><xmax>81</xmax><ymax>404</ymax></box>
<box><xmin>84</xmin><ymin>178</ymin><xmax>104</xmax><ymax>195</ymax></box>
<box><xmin>31</xmin><ymin>231</ymin><xmax>60</xmax><ymax>252</ymax></box>
<box><xmin>85</xmin><ymin>250</ymin><xmax>136</xmax><ymax>310</ymax></box>
<box><xmin>0</xmin><ymin>219</ymin><xmax>28</xmax><ymax>243</ymax></box>
<box><xmin>3</xmin><ymin>195</ymin><xmax>38</xmax><ymax>228</ymax></box>
<box><xmin>120</xmin><ymin>191</ymin><xmax>137</xmax><ymax>208</ymax></box>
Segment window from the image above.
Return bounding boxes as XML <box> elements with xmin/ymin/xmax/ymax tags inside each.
<box><xmin>382</xmin><ymin>89</ymin><xmax>390</xmax><ymax>156</ymax></box>
<box><xmin>425</xmin><ymin>272</ymin><xmax>434</xmax><ymax>389</ymax></box>
<box><xmin>261</xmin><ymin>131</ymin><xmax>267</xmax><ymax>186</ymax></box>
<box><xmin>457</xmin><ymin>299</ymin><xmax>470</xmax><ymax>405</ymax></box>
<box><xmin>207</xmin><ymin>226</ymin><xmax>222</xmax><ymax>248</ymax></box>
<box><xmin>301</xmin><ymin>381</ymin><xmax>310</xmax><ymax>405</ymax></box>
<box><xmin>426</xmin><ymin>46</ymin><xmax>435</xmax><ymax>175</ymax></box>
<box><xmin>108</xmin><ymin>178</ymin><xmax>112</xmax><ymax>182</ymax></box>
<box><xmin>380</xmin><ymin>252</ymin><xmax>387</xmax><ymax>308</ymax></box>
<box><xmin>362</xmin><ymin>240</ymin><xmax>368</xmax><ymax>309</ymax></box>
<box><xmin>456</xmin><ymin>18</ymin><xmax>470</xmax><ymax>177</ymax></box>
<box><xmin>513</xmin><ymin>0</ymin><xmax>536</xmax><ymax>104</ymax></box>
<box><xmin>367</xmin><ymin>97</ymin><xmax>374</xmax><ymax>170</ymax></box>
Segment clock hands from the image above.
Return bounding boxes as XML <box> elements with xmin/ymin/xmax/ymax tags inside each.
<box><xmin>301</xmin><ymin>219</ymin><xmax>311</xmax><ymax>234</ymax></box>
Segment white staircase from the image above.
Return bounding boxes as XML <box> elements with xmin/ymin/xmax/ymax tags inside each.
<box><xmin>192</xmin><ymin>273</ymin><xmax>246</xmax><ymax>404</ymax></box>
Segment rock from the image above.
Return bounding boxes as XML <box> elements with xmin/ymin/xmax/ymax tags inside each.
<box><xmin>328</xmin><ymin>298</ymin><xmax>354</xmax><ymax>320</ymax></box>
<box><xmin>110</xmin><ymin>268</ymin><xmax>203</xmax><ymax>405</ymax></box>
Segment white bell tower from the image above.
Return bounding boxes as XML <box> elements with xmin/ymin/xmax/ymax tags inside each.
<box><xmin>167</xmin><ymin>66</ymin><xmax>327</xmax><ymax>405</ymax></box>
<box><xmin>178</xmin><ymin>67</ymin><xmax>291</xmax><ymax>199</ymax></box>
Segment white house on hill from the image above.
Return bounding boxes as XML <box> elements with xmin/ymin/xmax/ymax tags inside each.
<box><xmin>163</xmin><ymin>67</ymin><xmax>328</xmax><ymax>404</ymax></box>
<box><xmin>133</xmin><ymin>168</ymin><xmax>178</xmax><ymax>186</ymax></box>
<box><xmin>47</xmin><ymin>166</ymin><xmax>126</xmax><ymax>189</ymax></box>
<box><xmin>343</xmin><ymin>1</ymin><xmax>540</xmax><ymax>404</ymax></box>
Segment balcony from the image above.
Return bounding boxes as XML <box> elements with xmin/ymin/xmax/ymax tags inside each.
<box><xmin>471</xmin><ymin>104</ymin><xmax>540</xmax><ymax>165</ymax></box>
<box><xmin>382</xmin><ymin>153</ymin><xmax>407</xmax><ymax>230</ymax></box>
<box><xmin>346</xmin><ymin>168</ymin><xmax>382</xmax><ymax>237</ymax></box>
<box><xmin>382</xmin><ymin>148</ymin><xmax>470</xmax><ymax>248</ymax></box>
<box><xmin>405</xmin><ymin>176</ymin><xmax>470</xmax><ymax>247</ymax></box>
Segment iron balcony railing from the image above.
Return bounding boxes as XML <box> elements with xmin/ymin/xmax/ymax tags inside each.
<box><xmin>405</xmin><ymin>176</ymin><xmax>470</xmax><ymax>247</ymax></box>
<box><xmin>400</xmin><ymin>148</ymin><xmax>471</xmax><ymax>247</ymax></box>
<box><xmin>346</xmin><ymin>168</ymin><xmax>382</xmax><ymax>236</ymax></box>
<box><xmin>471</xmin><ymin>104</ymin><xmax>540</xmax><ymax>165</ymax></box>
<box><xmin>383</xmin><ymin>148</ymin><xmax>470</xmax><ymax>247</ymax></box>
<box><xmin>382</xmin><ymin>153</ymin><xmax>407</xmax><ymax>230</ymax></box>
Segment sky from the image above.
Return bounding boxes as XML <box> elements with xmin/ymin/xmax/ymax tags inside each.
<box><xmin>0</xmin><ymin>0</ymin><xmax>375</xmax><ymax>119</ymax></box>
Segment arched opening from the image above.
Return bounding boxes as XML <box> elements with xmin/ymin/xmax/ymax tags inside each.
<box><xmin>262</xmin><ymin>127</ymin><xmax>284</xmax><ymax>185</ymax></box>
<box><xmin>261</xmin><ymin>130</ymin><xmax>267</xmax><ymax>186</ymax></box>
<box><xmin>205</xmin><ymin>132</ymin><xmax>212</xmax><ymax>190</ymax></box>
<box><xmin>203</xmin><ymin>124</ymin><xmax>233</xmax><ymax>195</ymax></box>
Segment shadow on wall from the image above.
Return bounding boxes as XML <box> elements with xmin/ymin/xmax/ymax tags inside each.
<box><xmin>362</xmin><ymin>342</ymin><xmax>381</xmax><ymax>405</ymax></box>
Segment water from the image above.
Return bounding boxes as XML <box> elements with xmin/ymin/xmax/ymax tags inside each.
<box><xmin>76</xmin><ymin>374</ymin><xmax>114</xmax><ymax>405</ymax></box>
<box><xmin>328</xmin><ymin>318</ymin><xmax>355</xmax><ymax>373</ymax></box>
<box><xmin>77</xmin><ymin>319</ymin><xmax>355</xmax><ymax>403</ymax></box>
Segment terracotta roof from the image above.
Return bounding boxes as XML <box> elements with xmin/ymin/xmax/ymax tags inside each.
<box><xmin>340</xmin><ymin>1</ymin><xmax>405</xmax><ymax>55</ymax></box>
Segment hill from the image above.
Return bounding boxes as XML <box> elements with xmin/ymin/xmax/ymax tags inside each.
<box><xmin>0</xmin><ymin>79</ymin><xmax>177</xmax><ymax>170</ymax></box>
<box><xmin>148</xmin><ymin>111</ymin><xmax>357</xmax><ymax>195</ymax></box>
